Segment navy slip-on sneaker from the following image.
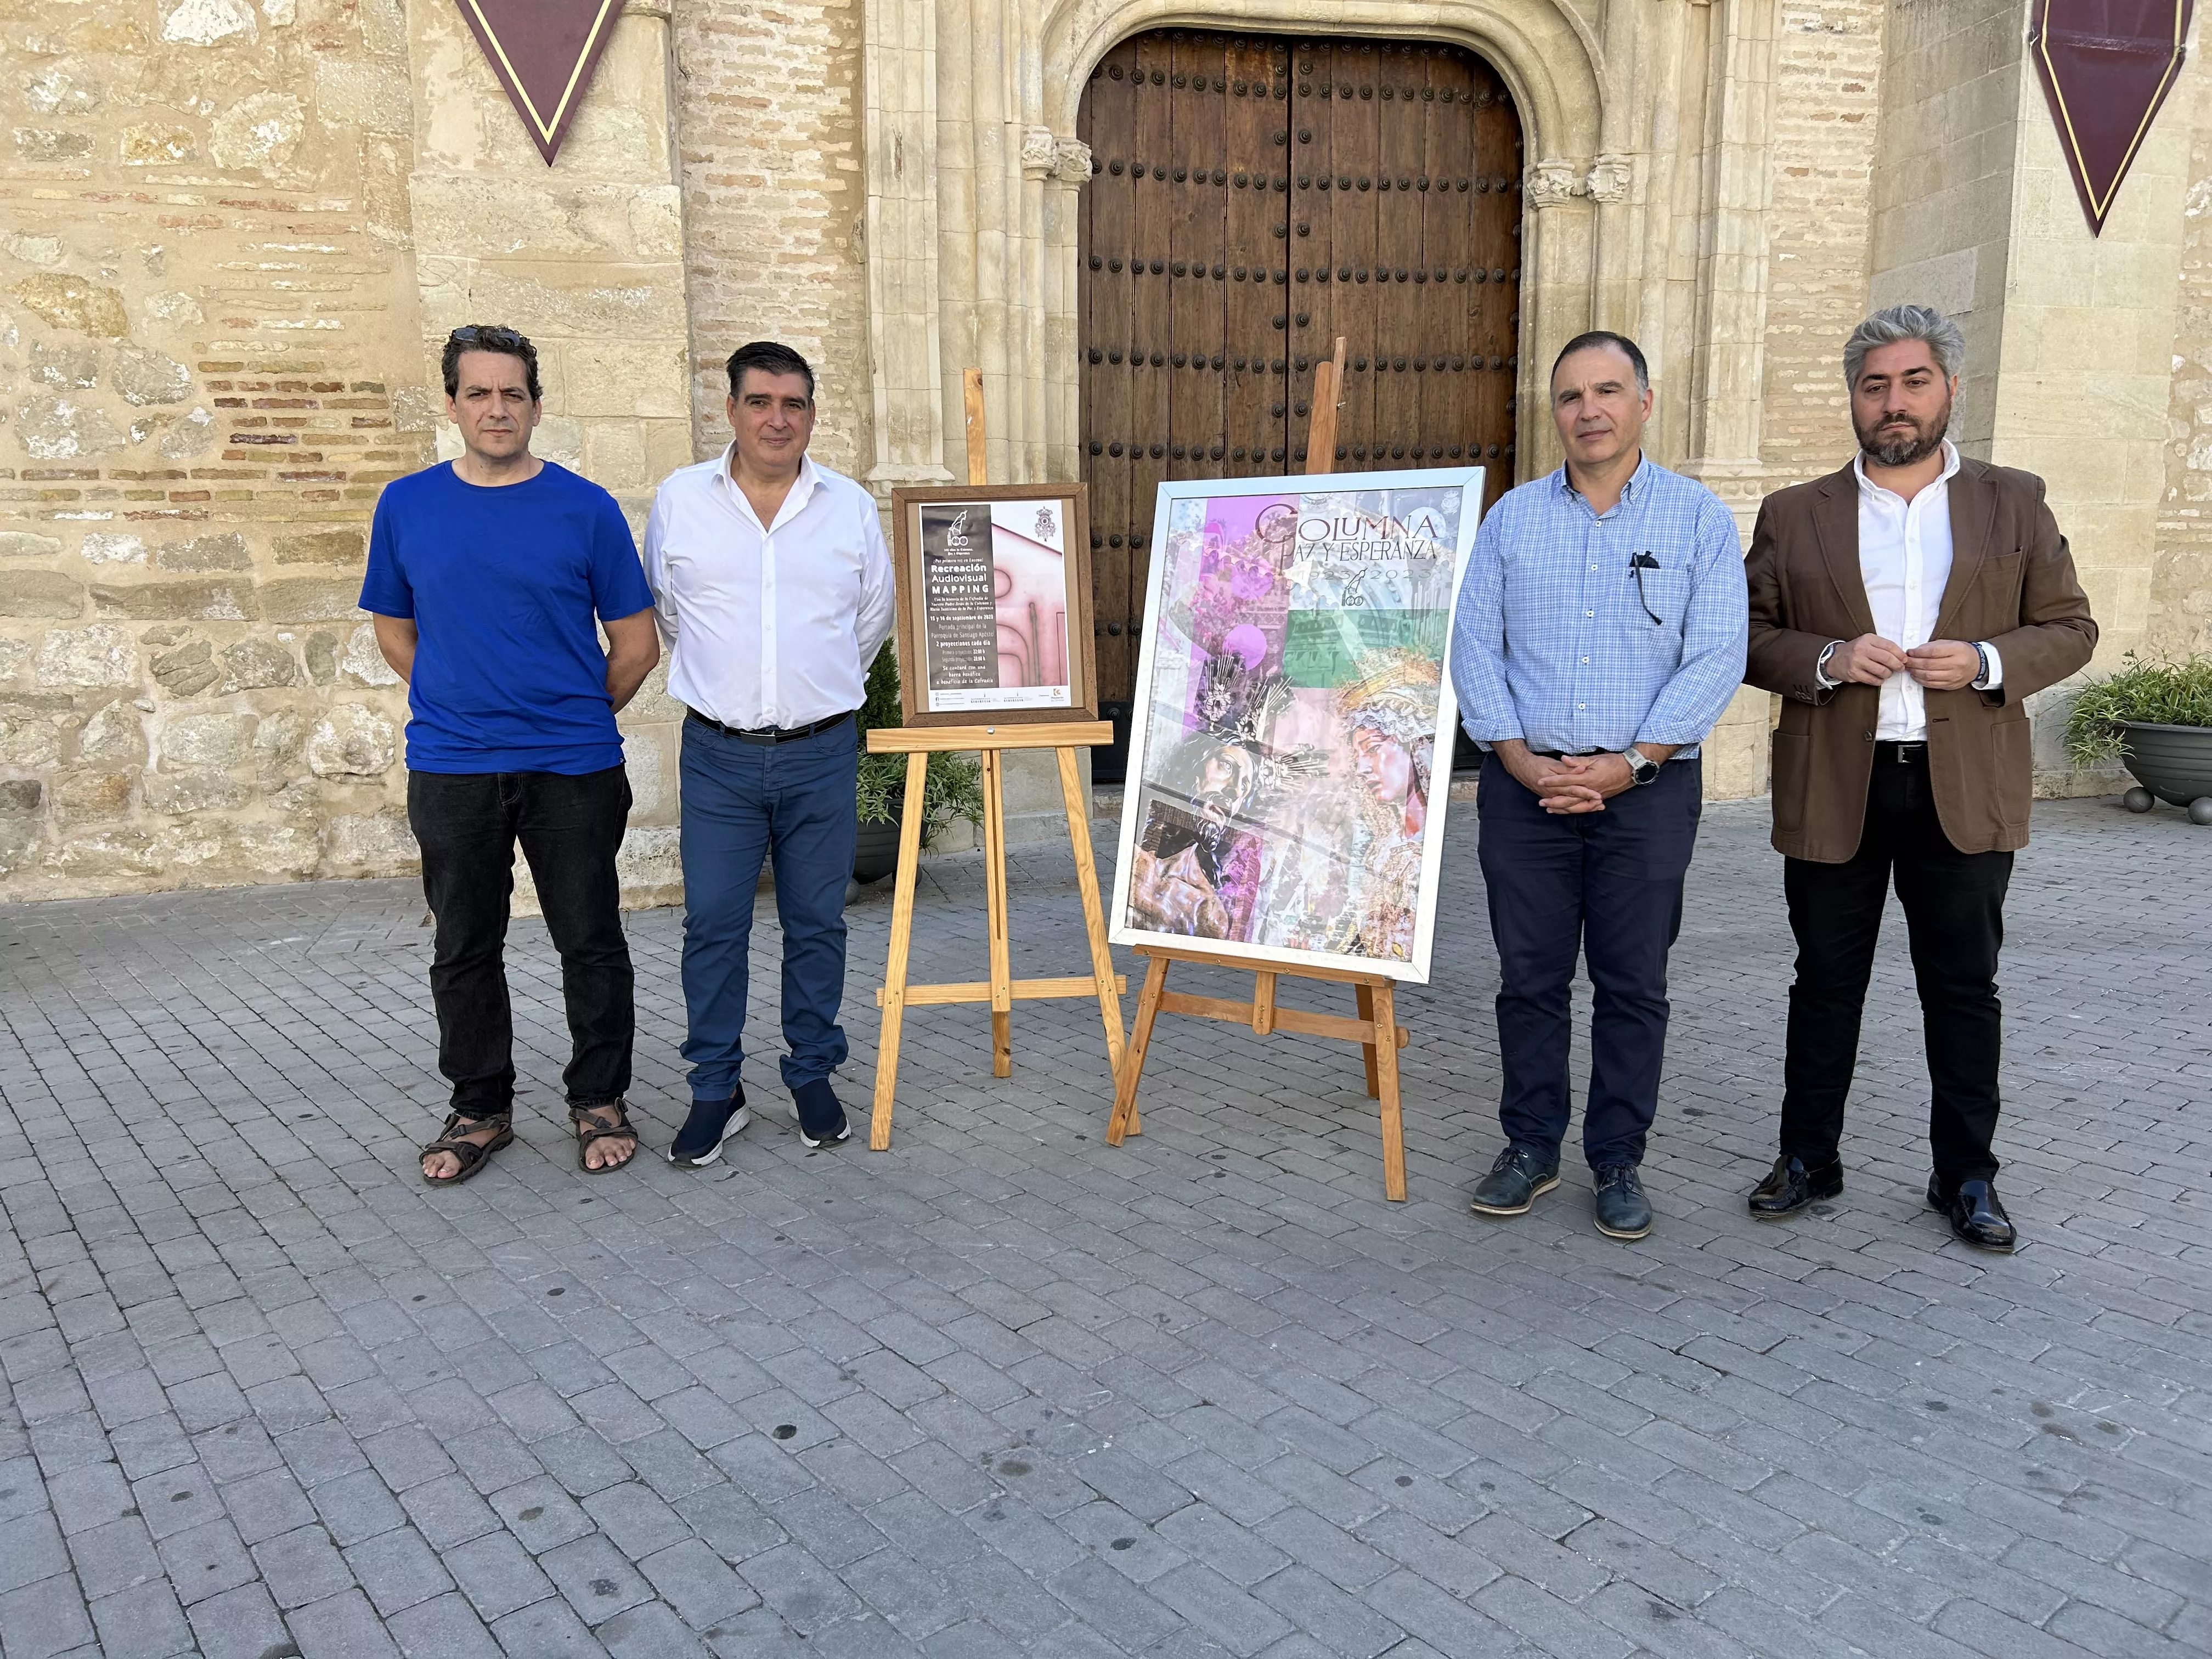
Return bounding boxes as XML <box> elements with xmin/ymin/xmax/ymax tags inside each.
<box><xmin>669</xmin><ymin>1089</ymin><xmax>748</xmax><ymax>1168</ymax></box>
<box><xmin>792</xmin><ymin>1079</ymin><xmax>851</xmax><ymax>1148</ymax></box>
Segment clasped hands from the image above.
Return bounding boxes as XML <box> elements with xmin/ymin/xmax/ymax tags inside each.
<box><xmin>1828</xmin><ymin>634</ymin><xmax>1980</xmax><ymax>692</ymax></box>
<box><xmin>1498</xmin><ymin>740</ymin><xmax>1668</xmax><ymax>815</ymax></box>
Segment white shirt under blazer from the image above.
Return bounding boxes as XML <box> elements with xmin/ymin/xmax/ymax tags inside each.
<box><xmin>644</xmin><ymin>448</ymin><xmax>896</xmax><ymax>732</ymax></box>
<box><xmin>1816</xmin><ymin>441</ymin><xmax>2002</xmax><ymax>740</ymax></box>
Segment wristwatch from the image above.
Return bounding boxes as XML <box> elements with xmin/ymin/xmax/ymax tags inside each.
<box><xmin>1622</xmin><ymin>748</ymin><xmax>1660</xmax><ymax>787</ymax></box>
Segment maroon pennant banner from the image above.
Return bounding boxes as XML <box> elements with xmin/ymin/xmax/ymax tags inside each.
<box><xmin>452</xmin><ymin>0</ymin><xmax>628</xmax><ymax>166</ymax></box>
<box><xmin>2029</xmin><ymin>0</ymin><xmax>2194</xmax><ymax>235</ymax></box>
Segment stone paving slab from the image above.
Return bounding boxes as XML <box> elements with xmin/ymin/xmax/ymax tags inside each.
<box><xmin>0</xmin><ymin>795</ymin><xmax>2206</xmax><ymax>1658</ymax></box>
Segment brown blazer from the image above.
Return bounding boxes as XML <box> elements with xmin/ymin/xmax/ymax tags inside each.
<box><xmin>1745</xmin><ymin>455</ymin><xmax>2096</xmax><ymax>862</ymax></box>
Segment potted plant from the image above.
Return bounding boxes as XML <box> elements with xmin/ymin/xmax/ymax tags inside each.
<box><xmin>854</xmin><ymin>642</ymin><xmax>986</xmax><ymax>880</ymax></box>
<box><xmin>2064</xmin><ymin>651</ymin><xmax>2212</xmax><ymax>823</ymax></box>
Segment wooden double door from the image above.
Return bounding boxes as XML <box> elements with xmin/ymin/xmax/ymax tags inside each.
<box><xmin>1077</xmin><ymin>28</ymin><xmax>1526</xmax><ymax>779</ymax></box>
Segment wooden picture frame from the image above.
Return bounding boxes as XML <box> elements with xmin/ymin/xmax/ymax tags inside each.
<box><xmin>888</xmin><ymin>483</ymin><xmax>1097</xmax><ymax>728</ymax></box>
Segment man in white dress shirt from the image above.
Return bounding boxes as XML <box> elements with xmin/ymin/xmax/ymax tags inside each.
<box><xmin>644</xmin><ymin>342</ymin><xmax>895</xmax><ymax>1162</ymax></box>
<box><xmin>1742</xmin><ymin>306</ymin><xmax>2096</xmax><ymax>1249</ymax></box>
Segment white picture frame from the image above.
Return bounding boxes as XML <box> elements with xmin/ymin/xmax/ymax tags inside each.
<box><xmin>1107</xmin><ymin>467</ymin><xmax>1483</xmax><ymax>984</ymax></box>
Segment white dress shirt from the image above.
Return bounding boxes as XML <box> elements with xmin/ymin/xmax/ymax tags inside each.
<box><xmin>1817</xmin><ymin>441</ymin><xmax>2000</xmax><ymax>739</ymax></box>
<box><xmin>644</xmin><ymin>448</ymin><xmax>895</xmax><ymax>730</ymax></box>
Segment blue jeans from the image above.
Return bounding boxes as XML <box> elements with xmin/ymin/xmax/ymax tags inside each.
<box><xmin>1475</xmin><ymin>753</ymin><xmax>1702</xmax><ymax>1170</ymax></box>
<box><xmin>678</xmin><ymin>714</ymin><xmax>858</xmax><ymax>1102</ymax></box>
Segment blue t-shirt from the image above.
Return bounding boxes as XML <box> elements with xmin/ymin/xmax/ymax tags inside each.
<box><xmin>359</xmin><ymin>461</ymin><xmax>654</xmax><ymax>774</ymax></box>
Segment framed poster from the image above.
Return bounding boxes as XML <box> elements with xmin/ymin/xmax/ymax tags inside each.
<box><xmin>1108</xmin><ymin>469</ymin><xmax>1483</xmax><ymax>984</ymax></box>
<box><xmin>889</xmin><ymin>483</ymin><xmax>1096</xmax><ymax>727</ymax></box>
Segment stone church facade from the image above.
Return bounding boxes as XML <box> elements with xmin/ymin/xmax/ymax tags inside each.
<box><xmin>0</xmin><ymin>0</ymin><xmax>2204</xmax><ymax>901</ymax></box>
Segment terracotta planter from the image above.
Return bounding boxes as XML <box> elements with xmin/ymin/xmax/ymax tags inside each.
<box><xmin>2119</xmin><ymin>720</ymin><xmax>2212</xmax><ymax>810</ymax></box>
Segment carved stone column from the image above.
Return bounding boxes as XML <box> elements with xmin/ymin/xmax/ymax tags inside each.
<box><xmin>1680</xmin><ymin>0</ymin><xmax>1779</xmax><ymax>513</ymax></box>
<box><xmin>935</xmin><ymin>0</ymin><xmax>1087</xmax><ymax>489</ymax></box>
<box><xmin>1028</xmin><ymin>129</ymin><xmax>1094</xmax><ymax>484</ymax></box>
<box><xmin>1521</xmin><ymin>158</ymin><xmax>1594</xmax><ymax>481</ymax></box>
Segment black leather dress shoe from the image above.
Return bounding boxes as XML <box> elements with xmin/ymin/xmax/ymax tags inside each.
<box><xmin>1469</xmin><ymin>1143</ymin><xmax>1560</xmax><ymax>1217</ymax></box>
<box><xmin>1592</xmin><ymin>1165</ymin><xmax>1653</xmax><ymax>1240</ymax></box>
<box><xmin>1748</xmin><ymin>1155</ymin><xmax>1843</xmax><ymax>1220</ymax></box>
<box><xmin>1928</xmin><ymin>1176</ymin><xmax>2017</xmax><ymax>1252</ymax></box>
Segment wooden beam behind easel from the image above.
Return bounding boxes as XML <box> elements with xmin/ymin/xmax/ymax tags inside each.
<box><xmin>1305</xmin><ymin>336</ymin><xmax>1347</xmax><ymax>472</ymax></box>
<box><xmin>963</xmin><ymin>368</ymin><xmax>988</xmax><ymax>489</ymax></box>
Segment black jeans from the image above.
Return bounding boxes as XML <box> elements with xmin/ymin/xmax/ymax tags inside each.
<box><xmin>1780</xmin><ymin>749</ymin><xmax>2012</xmax><ymax>1186</ymax></box>
<box><xmin>1475</xmin><ymin>753</ymin><xmax>1703</xmax><ymax>1170</ymax></box>
<box><xmin>408</xmin><ymin>766</ymin><xmax>635</xmax><ymax>1116</ymax></box>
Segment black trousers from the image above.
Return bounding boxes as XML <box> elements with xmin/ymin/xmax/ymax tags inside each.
<box><xmin>408</xmin><ymin>766</ymin><xmax>635</xmax><ymax>1115</ymax></box>
<box><xmin>1780</xmin><ymin>749</ymin><xmax>2012</xmax><ymax>1186</ymax></box>
<box><xmin>1476</xmin><ymin>754</ymin><xmax>1702</xmax><ymax>1170</ymax></box>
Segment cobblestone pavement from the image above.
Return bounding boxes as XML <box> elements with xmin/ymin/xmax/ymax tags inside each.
<box><xmin>0</xmin><ymin>794</ymin><xmax>2207</xmax><ymax>1659</ymax></box>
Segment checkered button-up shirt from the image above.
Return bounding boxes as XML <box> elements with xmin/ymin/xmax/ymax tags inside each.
<box><xmin>1449</xmin><ymin>455</ymin><xmax>1748</xmax><ymax>759</ymax></box>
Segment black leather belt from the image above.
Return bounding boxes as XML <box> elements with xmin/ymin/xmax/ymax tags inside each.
<box><xmin>686</xmin><ymin>708</ymin><xmax>854</xmax><ymax>746</ymax></box>
<box><xmin>1875</xmin><ymin>740</ymin><xmax>1927</xmax><ymax>763</ymax></box>
<box><xmin>1527</xmin><ymin>748</ymin><xmax>1604</xmax><ymax>758</ymax></box>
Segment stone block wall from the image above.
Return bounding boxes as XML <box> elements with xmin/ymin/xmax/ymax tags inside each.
<box><xmin>403</xmin><ymin>0</ymin><xmax>695</xmax><ymax>906</ymax></box>
<box><xmin>1</xmin><ymin>0</ymin><xmax>433</xmax><ymax>897</ymax></box>
<box><xmin>9</xmin><ymin>0</ymin><xmax>2204</xmax><ymax>906</ymax></box>
<box><xmin>2152</xmin><ymin>66</ymin><xmax>2212</xmax><ymax>661</ymax></box>
<box><xmin>1982</xmin><ymin>9</ymin><xmax>2190</xmax><ymax>793</ymax></box>
<box><xmin>1695</xmin><ymin>0</ymin><xmax>1887</xmax><ymax>806</ymax></box>
<box><xmin>1863</xmin><ymin>0</ymin><xmax>2198</xmax><ymax>795</ymax></box>
<box><xmin>1865</xmin><ymin>0</ymin><xmax>2026</xmax><ymax>455</ymax></box>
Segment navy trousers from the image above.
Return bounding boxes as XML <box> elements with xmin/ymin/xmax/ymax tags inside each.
<box><xmin>1475</xmin><ymin>753</ymin><xmax>1702</xmax><ymax>1170</ymax></box>
<box><xmin>678</xmin><ymin>714</ymin><xmax>858</xmax><ymax>1103</ymax></box>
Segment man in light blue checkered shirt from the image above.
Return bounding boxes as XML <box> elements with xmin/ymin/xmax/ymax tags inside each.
<box><xmin>1448</xmin><ymin>330</ymin><xmax>1747</xmax><ymax>1242</ymax></box>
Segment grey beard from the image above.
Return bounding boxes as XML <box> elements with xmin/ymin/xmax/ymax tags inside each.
<box><xmin>1859</xmin><ymin>411</ymin><xmax>1949</xmax><ymax>470</ymax></box>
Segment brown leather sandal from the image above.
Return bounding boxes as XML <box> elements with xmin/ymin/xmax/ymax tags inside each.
<box><xmin>419</xmin><ymin>1109</ymin><xmax>513</xmax><ymax>1186</ymax></box>
<box><xmin>571</xmin><ymin>1100</ymin><xmax>639</xmax><ymax>1173</ymax></box>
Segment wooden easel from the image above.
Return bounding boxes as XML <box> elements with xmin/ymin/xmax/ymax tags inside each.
<box><xmin>867</xmin><ymin>369</ymin><xmax>1127</xmax><ymax>1148</ymax></box>
<box><xmin>1104</xmin><ymin>338</ymin><xmax>1418</xmax><ymax>1201</ymax></box>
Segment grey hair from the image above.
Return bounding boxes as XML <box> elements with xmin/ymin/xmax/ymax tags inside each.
<box><xmin>1843</xmin><ymin>304</ymin><xmax>1965</xmax><ymax>390</ymax></box>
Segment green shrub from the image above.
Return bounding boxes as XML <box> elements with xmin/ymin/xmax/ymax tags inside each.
<box><xmin>855</xmin><ymin>641</ymin><xmax>985</xmax><ymax>836</ymax></box>
<box><xmin>2064</xmin><ymin>652</ymin><xmax>2212</xmax><ymax>768</ymax></box>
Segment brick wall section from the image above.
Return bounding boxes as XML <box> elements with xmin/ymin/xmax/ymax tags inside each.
<box><xmin>1758</xmin><ymin>1</ymin><xmax>1884</xmax><ymax>488</ymax></box>
<box><xmin>671</xmin><ymin>0</ymin><xmax>875</xmax><ymax>475</ymax></box>
<box><xmin>0</xmin><ymin>0</ymin><xmax>431</xmax><ymax>898</ymax></box>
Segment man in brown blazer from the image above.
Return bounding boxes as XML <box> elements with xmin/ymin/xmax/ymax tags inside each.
<box><xmin>1742</xmin><ymin>304</ymin><xmax>2096</xmax><ymax>1251</ymax></box>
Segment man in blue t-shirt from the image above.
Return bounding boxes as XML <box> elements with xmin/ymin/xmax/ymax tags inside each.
<box><xmin>360</xmin><ymin>325</ymin><xmax>661</xmax><ymax>1186</ymax></box>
